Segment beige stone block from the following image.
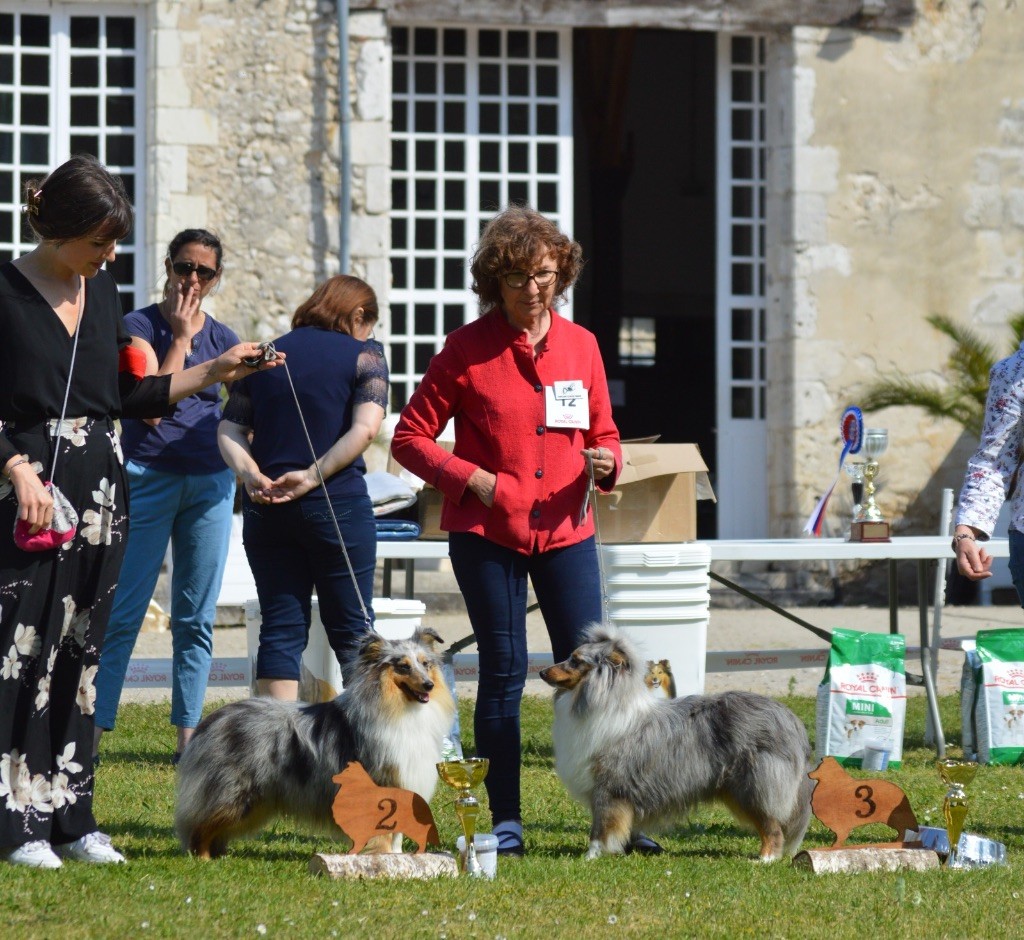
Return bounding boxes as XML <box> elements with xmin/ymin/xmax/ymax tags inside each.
<box><xmin>972</xmin><ymin>283</ymin><xmax>1024</xmax><ymax>326</ymax></box>
<box><xmin>364</xmin><ymin>164</ymin><xmax>390</xmax><ymax>215</ymax></box>
<box><xmin>154</xmin><ymin>69</ymin><xmax>192</xmax><ymax>108</ymax></box>
<box><xmin>155</xmin><ymin>109</ymin><xmax>219</xmax><ymax>147</ymax></box>
<box><xmin>350</xmin><ymin>11</ymin><xmax>387</xmax><ymax>41</ymax></box>
<box><xmin>363</xmin><ymin>257</ymin><xmax>391</xmax><ymax>302</ymax></box>
<box><xmin>349</xmin><ymin>214</ymin><xmax>388</xmax><ymax>256</ymax></box>
<box><xmin>355</xmin><ymin>40</ymin><xmax>389</xmax><ymax>122</ymax></box>
<box><xmin>153</xmin><ymin>145</ymin><xmax>189</xmax><ymax>194</ymax></box>
<box><xmin>1007</xmin><ymin>189</ymin><xmax>1024</xmax><ymax>229</ymax></box>
<box><xmin>792</xmin><ymin>194</ymin><xmax>829</xmax><ymax>245</ymax></box>
<box><xmin>964</xmin><ymin>184</ymin><xmax>1003</xmax><ymax>229</ymax></box>
<box><xmin>153</xmin><ymin>29</ymin><xmax>185</xmax><ymax>68</ymax></box>
<box><xmin>976</xmin><ymin>231</ymin><xmax>1023</xmax><ymax>279</ymax></box>
<box><xmin>168</xmin><ymin>193</ymin><xmax>209</xmax><ymax>228</ymax></box>
<box><xmin>350</xmin><ymin>121</ymin><xmax>390</xmax><ymax>165</ymax></box>
<box><xmin>793</xmin><ymin>146</ymin><xmax>838</xmax><ymax>194</ymax></box>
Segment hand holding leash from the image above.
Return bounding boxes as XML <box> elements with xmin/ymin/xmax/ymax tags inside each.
<box><xmin>581</xmin><ymin>446</ymin><xmax>614</xmax><ymax>482</ymax></box>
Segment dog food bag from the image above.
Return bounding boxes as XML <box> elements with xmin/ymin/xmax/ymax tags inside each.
<box><xmin>959</xmin><ymin>640</ymin><xmax>981</xmax><ymax>761</ymax></box>
<box><xmin>973</xmin><ymin>629</ymin><xmax>1024</xmax><ymax>766</ymax></box>
<box><xmin>815</xmin><ymin>628</ymin><xmax>907</xmax><ymax>769</ymax></box>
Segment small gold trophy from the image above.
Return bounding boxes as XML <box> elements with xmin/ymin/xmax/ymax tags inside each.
<box><xmin>436</xmin><ymin>757</ymin><xmax>489</xmax><ymax>876</ymax></box>
<box><xmin>937</xmin><ymin>758</ymin><xmax>978</xmax><ymax>868</ymax></box>
<box><xmin>850</xmin><ymin>428</ymin><xmax>890</xmax><ymax>542</ymax></box>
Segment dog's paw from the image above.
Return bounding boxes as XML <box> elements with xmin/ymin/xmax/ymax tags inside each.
<box><xmin>586</xmin><ymin>841</ymin><xmax>604</xmax><ymax>860</ymax></box>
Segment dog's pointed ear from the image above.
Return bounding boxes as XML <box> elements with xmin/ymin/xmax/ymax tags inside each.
<box><xmin>413</xmin><ymin>626</ymin><xmax>445</xmax><ymax>650</ymax></box>
<box><xmin>608</xmin><ymin>649</ymin><xmax>629</xmax><ymax>670</ymax></box>
<box><xmin>658</xmin><ymin>659</ymin><xmax>671</xmax><ymax>670</ymax></box>
<box><xmin>358</xmin><ymin>631</ymin><xmax>387</xmax><ymax>660</ymax></box>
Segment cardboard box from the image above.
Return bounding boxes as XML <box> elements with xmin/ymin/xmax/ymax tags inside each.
<box><xmin>594</xmin><ymin>443</ymin><xmax>715</xmax><ymax>543</ymax></box>
<box><xmin>390</xmin><ymin>442</ymin><xmax>715</xmax><ymax>543</ymax></box>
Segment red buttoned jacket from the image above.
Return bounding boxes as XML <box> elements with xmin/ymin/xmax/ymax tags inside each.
<box><xmin>391</xmin><ymin>308</ymin><xmax>621</xmax><ymax>555</ymax></box>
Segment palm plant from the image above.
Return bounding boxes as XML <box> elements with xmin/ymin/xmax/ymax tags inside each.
<box><xmin>860</xmin><ymin>313</ymin><xmax>1024</xmax><ymax>436</ymax></box>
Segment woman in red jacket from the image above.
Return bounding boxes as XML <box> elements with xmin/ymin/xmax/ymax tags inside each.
<box><xmin>391</xmin><ymin>206</ymin><xmax>625</xmax><ymax>856</ymax></box>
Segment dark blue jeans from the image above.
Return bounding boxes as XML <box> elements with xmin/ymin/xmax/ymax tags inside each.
<box><xmin>243</xmin><ymin>494</ymin><xmax>376</xmax><ymax>684</ymax></box>
<box><xmin>449</xmin><ymin>532</ymin><xmax>603</xmax><ymax>824</ymax></box>
<box><xmin>1008</xmin><ymin>529</ymin><xmax>1024</xmax><ymax>607</ymax></box>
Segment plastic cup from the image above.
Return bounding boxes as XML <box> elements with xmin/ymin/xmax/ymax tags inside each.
<box><xmin>456</xmin><ymin>833</ymin><xmax>498</xmax><ymax>879</ymax></box>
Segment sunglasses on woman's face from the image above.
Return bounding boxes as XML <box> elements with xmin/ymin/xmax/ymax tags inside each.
<box><xmin>171</xmin><ymin>260</ymin><xmax>219</xmax><ymax>282</ymax></box>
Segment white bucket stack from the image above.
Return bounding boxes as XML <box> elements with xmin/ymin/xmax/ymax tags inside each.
<box><xmin>245</xmin><ymin>597</ymin><xmax>427</xmax><ymax>702</ymax></box>
<box><xmin>600</xmin><ymin>543</ymin><xmax>711</xmax><ymax>697</ymax></box>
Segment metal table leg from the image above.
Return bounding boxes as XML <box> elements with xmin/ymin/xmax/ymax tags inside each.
<box><xmin>888</xmin><ymin>559</ymin><xmax>899</xmax><ymax>634</ymax></box>
<box><xmin>918</xmin><ymin>558</ymin><xmax>946</xmax><ymax>758</ymax></box>
<box><xmin>382</xmin><ymin>558</ymin><xmax>392</xmax><ymax>597</ymax></box>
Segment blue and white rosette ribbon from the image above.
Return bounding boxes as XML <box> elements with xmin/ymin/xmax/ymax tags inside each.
<box><xmin>803</xmin><ymin>406</ymin><xmax>864</xmax><ymax>536</ymax></box>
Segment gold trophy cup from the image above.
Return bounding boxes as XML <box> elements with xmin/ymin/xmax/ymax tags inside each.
<box><xmin>436</xmin><ymin>757</ymin><xmax>489</xmax><ymax>875</ymax></box>
<box><xmin>850</xmin><ymin>428</ymin><xmax>890</xmax><ymax>542</ymax></box>
<box><xmin>937</xmin><ymin>758</ymin><xmax>978</xmax><ymax>868</ymax></box>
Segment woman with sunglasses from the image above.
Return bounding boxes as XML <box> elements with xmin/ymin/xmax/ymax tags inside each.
<box><xmin>390</xmin><ymin>205</ymin><xmax>664</xmax><ymax>858</ymax></box>
<box><xmin>93</xmin><ymin>229</ymin><xmax>241</xmax><ymax>767</ymax></box>
<box><xmin>0</xmin><ymin>158</ymin><xmax>281</xmax><ymax>869</ymax></box>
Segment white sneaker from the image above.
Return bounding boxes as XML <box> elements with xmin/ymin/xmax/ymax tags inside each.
<box><xmin>55</xmin><ymin>831</ymin><xmax>125</xmax><ymax>864</ymax></box>
<box><xmin>5</xmin><ymin>840</ymin><xmax>62</xmax><ymax>869</ymax></box>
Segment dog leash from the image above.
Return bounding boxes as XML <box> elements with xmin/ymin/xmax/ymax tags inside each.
<box><xmin>246</xmin><ymin>341</ymin><xmax>372</xmax><ymax>631</ymax></box>
<box><xmin>584</xmin><ymin>452</ymin><xmax>610</xmax><ymax>623</ymax></box>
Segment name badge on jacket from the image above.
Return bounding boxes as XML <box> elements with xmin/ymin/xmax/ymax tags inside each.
<box><xmin>545</xmin><ymin>380</ymin><xmax>589</xmax><ymax>429</ymax></box>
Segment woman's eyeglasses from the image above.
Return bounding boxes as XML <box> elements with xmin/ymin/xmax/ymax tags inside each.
<box><xmin>171</xmin><ymin>261</ymin><xmax>219</xmax><ymax>282</ymax></box>
<box><xmin>501</xmin><ymin>270</ymin><xmax>557</xmax><ymax>289</ymax></box>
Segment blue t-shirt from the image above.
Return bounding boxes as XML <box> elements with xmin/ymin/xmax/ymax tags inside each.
<box><xmin>119</xmin><ymin>303</ymin><xmax>241</xmax><ymax>474</ymax></box>
<box><xmin>222</xmin><ymin>326</ymin><xmax>389</xmax><ymax>502</ymax></box>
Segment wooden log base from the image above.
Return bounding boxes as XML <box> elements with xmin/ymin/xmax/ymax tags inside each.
<box><xmin>310</xmin><ymin>851</ymin><xmax>459</xmax><ymax>880</ymax></box>
<box><xmin>793</xmin><ymin>844</ymin><xmax>940</xmax><ymax>874</ymax></box>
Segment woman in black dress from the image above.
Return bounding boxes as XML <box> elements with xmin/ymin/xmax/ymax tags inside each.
<box><xmin>0</xmin><ymin>156</ymin><xmax>281</xmax><ymax>869</ymax></box>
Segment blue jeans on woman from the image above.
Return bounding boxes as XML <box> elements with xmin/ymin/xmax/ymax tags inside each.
<box><xmin>244</xmin><ymin>493</ymin><xmax>376</xmax><ymax>684</ymax></box>
<box><xmin>448</xmin><ymin>532</ymin><xmax>603</xmax><ymax>825</ymax></box>
<box><xmin>1007</xmin><ymin>529</ymin><xmax>1024</xmax><ymax>606</ymax></box>
<box><xmin>94</xmin><ymin>461</ymin><xmax>236</xmax><ymax>731</ymax></box>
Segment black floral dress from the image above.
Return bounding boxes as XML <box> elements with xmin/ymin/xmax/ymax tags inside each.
<box><xmin>0</xmin><ymin>264</ymin><xmax>171</xmax><ymax>850</ymax></box>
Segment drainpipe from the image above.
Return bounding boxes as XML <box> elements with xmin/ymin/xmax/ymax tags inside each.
<box><xmin>337</xmin><ymin>0</ymin><xmax>351</xmax><ymax>273</ymax></box>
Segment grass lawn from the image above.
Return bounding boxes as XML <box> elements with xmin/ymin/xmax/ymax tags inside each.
<box><xmin>1</xmin><ymin>693</ymin><xmax>1022</xmax><ymax>939</ymax></box>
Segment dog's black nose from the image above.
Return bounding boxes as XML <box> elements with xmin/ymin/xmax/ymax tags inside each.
<box><xmin>423</xmin><ymin>679</ymin><xmax>434</xmax><ymax>692</ymax></box>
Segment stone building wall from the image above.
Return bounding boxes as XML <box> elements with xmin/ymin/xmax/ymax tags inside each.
<box><xmin>773</xmin><ymin>0</ymin><xmax>1024</xmax><ymax>534</ymax></box>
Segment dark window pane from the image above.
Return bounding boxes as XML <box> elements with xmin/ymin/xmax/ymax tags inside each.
<box><xmin>106</xmin><ymin>17</ymin><xmax>135</xmax><ymax>50</ymax></box>
<box><xmin>733</xmin><ymin>71</ymin><xmax>753</xmax><ymax>103</ymax></box>
<box><xmin>536</xmin><ymin>32</ymin><xmax>558</xmax><ymax>59</ymax></box>
<box><xmin>106</xmin><ymin>252</ymin><xmax>134</xmax><ymax>283</ymax></box>
<box><xmin>414</xmin><ymin>218</ymin><xmax>433</xmax><ymax>250</ymax></box>
<box><xmin>479</xmin><ymin>30</ymin><xmax>500</xmax><ymax>58</ymax></box>
<box><xmin>443</xmin><ymin>62</ymin><xmax>465</xmax><ymax>95</ymax></box>
<box><xmin>479</xmin><ymin>179</ymin><xmax>500</xmax><ymax>210</ymax></box>
<box><xmin>106</xmin><ymin>56</ymin><xmax>135</xmax><ymax>88</ymax></box>
<box><xmin>508</xmin><ymin>180</ymin><xmax>528</xmax><ymax>205</ymax></box>
<box><xmin>443</xmin><ymin>140</ymin><xmax>464</xmax><ymax>172</ymax></box>
<box><xmin>537</xmin><ymin>65</ymin><xmax>558</xmax><ymax>97</ymax></box>
<box><xmin>118</xmin><ymin>291</ymin><xmax>134</xmax><ymax>315</ymax></box>
<box><xmin>71</xmin><ymin>17</ymin><xmax>100</xmax><ymax>48</ymax></box>
<box><xmin>22</xmin><ymin>54</ymin><xmax>49</xmax><ymax>86</ymax></box>
<box><xmin>391</xmin><ymin>343</ymin><xmax>407</xmax><ymax>372</ymax></box>
<box><xmin>731</xmin><ymin>108</ymin><xmax>753</xmax><ymax>140</ymax></box>
<box><xmin>444</xmin><ymin>219</ymin><xmax>463</xmax><ymax>250</ymax></box>
<box><xmin>71</xmin><ymin>96</ymin><xmax>99</xmax><ymax>126</ymax></box>
<box><xmin>732</xmin><ymin>225</ymin><xmax>753</xmax><ymax>256</ymax></box>
<box><xmin>70</xmin><ymin>57</ymin><xmax>99</xmax><ymax>87</ymax></box>
<box><xmin>391</xmin><ymin>178</ymin><xmax>407</xmax><ymax>209</ymax></box>
<box><xmin>391</xmin><ymin>387</ymin><xmax>408</xmax><ymax>413</ymax></box>
<box><xmin>508</xmin><ymin>31</ymin><xmax>529</xmax><ymax>58</ymax></box>
<box><xmin>70</xmin><ymin>134</ymin><xmax>99</xmax><ymax>157</ymax></box>
<box><xmin>392</xmin><ymin>257</ymin><xmax>407</xmax><ymax>289</ymax></box>
<box><xmin>414</xmin><ymin>62</ymin><xmax>436</xmax><ymax>94</ymax></box>
<box><xmin>444</xmin><ymin>258</ymin><xmax>464</xmax><ymax>290</ymax></box>
<box><xmin>0</xmin><ymin>93</ymin><xmax>11</xmax><ymax>123</ymax></box>
<box><xmin>0</xmin><ymin>56</ymin><xmax>12</xmax><ymax>85</ymax></box>
<box><xmin>732</xmin><ymin>36</ymin><xmax>753</xmax><ymax>64</ymax></box>
<box><xmin>392</xmin><ymin>60</ymin><xmax>407</xmax><ymax>94</ymax></box>
<box><xmin>23</xmin><ymin>14</ymin><xmax>50</xmax><ymax>46</ymax></box>
<box><xmin>508</xmin><ymin>142</ymin><xmax>528</xmax><ymax>173</ymax></box>
<box><xmin>413</xmin><ymin>28</ymin><xmax>436</xmax><ymax>56</ymax></box>
<box><xmin>0</xmin><ymin>210</ymin><xmax>11</xmax><ymax>241</ymax></box>
<box><xmin>415</xmin><ymin>139</ymin><xmax>435</xmax><ymax>171</ymax></box>
<box><xmin>0</xmin><ymin>171</ymin><xmax>11</xmax><ymax>198</ymax></box>
<box><xmin>391</xmin><ymin>27</ymin><xmax>408</xmax><ymax>56</ymax></box>
<box><xmin>115</xmin><ymin>170</ymin><xmax>134</xmax><ymax>203</ymax></box>
<box><xmin>19</xmin><ymin>214</ymin><xmax>33</xmax><ymax>242</ymax></box>
<box><xmin>732</xmin><ymin>263</ymin><xmax>753</xmax><ymax>294</ymax></box>
<box><xmin>391</xmin><ymin>217</ymin><xmax>407</xmax><ymax>249</ymax></box>
<box><xmin>0</xmin><ymin>132</ymin><xmax>11</xmax><ymax>162</ymax></box>
<box><xmin>538</xmin><ymin>182</ymin><xmax>557</xmax><ymax>213</ymax></box>
<box><xmin>393</xmin><ymin>100</ymin><xmax>407</xmax><ymax>131</ymax></box>
<box><xmin>509</xmin><ymin>104</ymin><xmax>529</xmax><ymax>135</ymax></box>
<box><xmin>508</xmin><ymin>64</ymin><xmax>529</xmax><ymax>96</ymax></box>
<box><xmin>537</xmin><ymin>142</ymin><xmax>557</xmax><ymax>174</ymax></box>
<box><xmin>479</xmin><ymin>63</ymin><xmax>500</xmax><ymax>95</ymax></box>
<box><xmin>414</xmin><ymin>258</ymin><xmax>434</xmax><ymax>289</ymax></box>
<box><xmin>732</xmin><ymin>347</ymin><xmax>753</xmax><ymax>380</ymax></box>
<box><xmin>443</xmin><ymin>101</ymin><xmax>464</xmax><ymax>133</ymax></box>
<box><xmin>20</xmin><ymin>133</ymin><xmax>48</xmax><ymax>164</ymax></box>
<box><xmin>0</xmin><ymin>14</ymin><xmax>12</xmax><ymax>45</ymax></box>
<box><xmin>414</xmin><ymin>304</ymin><xmax>433</xmax><ymax>334</ymax></box>
<box><xmin>480</xmin><ymin>141</ymin><xmax>500</xmax><ymax>173</ymax></box>
<box><xmin>732</xmin><ymin>147</ymin><xmax>753</xmax><ymax>179</ymax></box>
<box><xmin>391</xmin><ymin>304</ymin><xmax>407</xmax><ymax>334</ymax></box>
<box><xmin>414</xmin><ymin>343</ymin><xmax>435</xmax><ymax>373</ymax></box>
<box><xmin>414</xmin><ymin>178</ymin><xmax>436</xmax><ymax>210</ymax></box>
<box><xmin>443</xmin><ymin>304</ymin><xmax>462</xmax><ymax>333</ymax></box>
<box><xmin>414</xmin><ymin>100</ymin><xmax>436</xmax><ymax>132</ymax></box>
<box><xmin>391</xmin><ymin>139</ymin><xmax>407</xmax><ymax>171</ymax></box>
<box><xmin>106</xmin><ymin>134</ymin><xmax>134</xmax><ymax>165</ymax></box>
<box><xmin>536</xmin><ymin>104</ymin><xmax>557</xmax><ymax>135</ymax></box>
<box><xmin>0</xmin><ymin>250</ymin><xmax>10</xmax><ymax>263</ymax></box>
<box><xmin>479</xmin><ymin>102</ymin><xmax>500</xmax><ymax>134</ymax></box>
<box><xmin>732</xmin><ymin>309</ymin><xmax>753</xmax><ymax>341</ymax></box>
<box><xmin>442</xmin><ymin>29</ymin><xmax>466</xmax><ymax>57</ymax></box>
<box><xmin>732</xmin><ymin>386</ymin><xmax>754</xmax><ymax>419</ymax></box>
<box><xmin>732</xmin><ymin>186</ymin><xmax>753</xmax><ymax>217</ymax></box>
<box><xmin>444</xmin><ymin>179</ymin><xmax>465</xmax><ymax>211</ymax></box>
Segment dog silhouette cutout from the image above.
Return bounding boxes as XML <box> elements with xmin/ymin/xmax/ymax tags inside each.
<box><xmin>331</xmin><ymin>761</ymin><xmax>440</xmax><ymax>854</ymax></box>
<box><xmin>808</xmin><ymin>756</ymin><xmax>918</xmax><ymax>848</ymax></box>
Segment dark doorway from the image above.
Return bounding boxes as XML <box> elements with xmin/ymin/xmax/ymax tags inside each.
<box><xmin>573</xmin><ymin>28</ymin><xmax>718</xmax><ymax>534</ymax></box>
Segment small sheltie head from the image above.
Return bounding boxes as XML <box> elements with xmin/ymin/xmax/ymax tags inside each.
<box><xmin>350</xmin><ymin>627</ymin><xmax>448</xmax><ymax>707</ymax></box>
<box><xmin>541</xmin><ymin>626</ymin><xmax>647</xmax><ymax>698</ymax></box>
